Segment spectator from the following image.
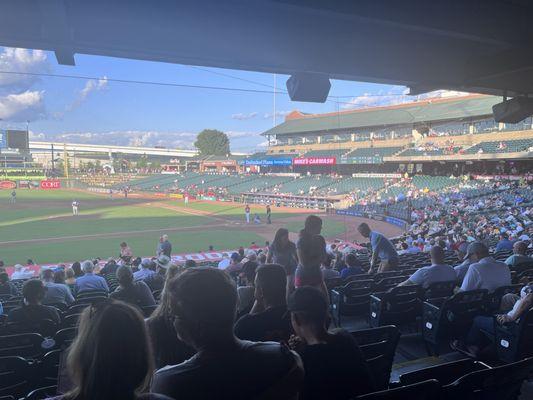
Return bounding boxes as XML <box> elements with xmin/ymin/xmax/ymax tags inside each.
<box><xmin>71</xmin><ymin>261</ymin><xmax>83</xmax><ymax>278</ymax></box>
<box><xmin>357</xmin><ymin>223</ymin><xmax>399</xmax><ymax>273</ymax></box>
<box><xmin>64</xmin><ymin>268</ymin><xmax>77</xmax><ymax>285</ymax></box>
<box><xmin>340</xmin><ymin>253</ymin><xmax>365</xmax><ymax>279</ymax></box>
<box><xmin>144</xmin><ymin>255</ymin><xmax>169</xmax><ymax>292</ymax></box>
<box><xmin>453</xmin><ymin>258</ymin><xmax>472</xmax><ymax>285</ymax></box>
<box><xmin>399</xmin><ymin>246</ymin><xmax>456</xmax><ymax>289</ymax></box>
<box><xmin>0</xmin><ymin>272</ymin><xmax>18</xmax><ymax>296</ymax></box>
<box><xmin>321</xmin><ymin>259</ymin><xmax>340</xmax><ymax>280</ymax></box>
<box><xmin>267</xmin><ymin>228</ymin><xmax>298</xmax><ymax>274</ymax></box>
<box><xmin>295</xmin><ymin>233</ymin><xmax>328</xmax><ymax>300</ymax></box>
<box><xmin>287</xmin><ymin>286</ymin><xmax>375</xmax><ymax>399</ymax></box>
<box><xmin>41</xmin><ymin>268</ymin><xmax>74</xmax><ymax>306</ymax></box>
<box><xmin>52</xmin><ymin>300</ymin><xmax>170</xmax><ymax>400</ymax></box>
<box><xmin>100</xmin><ymin>258</ymin><xmax>119</xmax><ymax>276</ymax></box>
<box><xmin>146</xmin><ymin>272</ymin><xmax>195</xmax><ymax>370</ymax></box>
<box><xmin>134</xmin><ymin>259</ymin><xmax>156</xmax><ymax>282</ymax></box>
<box><xmin>53</xmin><ymin>269</ymin><xmax>67</xmax><ymax>285</ymax></box>
<box><xmin>460</xmin><ymin>242</ymin><xmax>511</xmax><ymax>293</ymax></box>
<box><xmin>237</xmin><ymin>261</ymin><xmax>258</xmax><ymax>315</ymax></box>
<box><xmin>8</xmin><ymin>279</ymin><xmax>60</xmax><ymax>326</ymax></box>
<box><xmin>184</xmin><ymin>259</ymin><xmax>197</xmax><ymax>269</ymax></box>
<box><xmin>151</xmin><ymin>267</ymin><xmax>303</xmax><ymax>399</ymax></box>
<box><xmin>505</xmin><ymin>241</ymin><xmax>532</xmax><ymax>268</ymax></box>
<box><xmin>120</xmin><ymin>241</ymin><xmax>133</xmax><ymax>263</ymax></box>
<box><xmin>224</xmin><ymin>253</ymin><xmax>243</xmax><ymax>274</ymax></box>
<box><xmin>157</xmin><ymin>235</ymin><xmax>172</xmax><ymax>258</ymax></box>
<box><xmin>495</xmin><ymin>233</ymin><xmax>514</xmax><ymax>252</ymax></box>
<box><xmin>110</xmin><ymin>266</ymin><xmax>156</xmax><ymax>308</ymax></box>
<box><xmin>75</xmin><ymin>260</ymin><xmax>109</xmax><ymax>294</ymax></box>
<box><xmin>11</xmin><ymin>264</ymin><xmax>34</xmax><ymax>280</ymax></box>
<box><xmin>235</xmin><ymin>264</ymin><xmax>291</xmax><ymax>342</ymax></box>
<box><xmin>460</xmin><ymin>284</ymin><xmax>533</xmax><ymax>357</ymax></box>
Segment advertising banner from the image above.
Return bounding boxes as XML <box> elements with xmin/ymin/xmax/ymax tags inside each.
<box><xmin>293</xmin><ymin>157</ymin><xmax>336</xmax><ymax>166</ymax></box>
<box><xmin>0</xmin><ymin>180</ymin><xmax>16</xmax><ymax>189</ymax></box>
<box><xmin>241</xmin><ymin>158</ymin><xmax>293</xmax><ymax>166</ymax></box>
<box><xmin>40</xmin><ymin>180</ymin><xmax>61</xmax><ymax>189</ymax></box>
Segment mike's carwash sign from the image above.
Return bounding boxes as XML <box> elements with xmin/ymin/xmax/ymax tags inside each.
<box><xmin>293</xmin><ymin>157</ymin><xmax>336</xmax><ymax>166</ymax></box>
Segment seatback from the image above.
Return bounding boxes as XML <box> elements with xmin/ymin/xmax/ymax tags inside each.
<box><xmin>351</xmin><ymin>325</ymin><xmax>400</xmax><ymax>390</ymax></box>
<box><xmin>0</xmin><ymin>356</ymin><xmax>32</xmax><ymax>398</ymax></box>
<box><xmin>399</xmin><ymin>359</ymin><xmax>490</xmax><ymax>386</ymax></box>
<box><xmin>0</xmin><ymin>334</ymin><xmax>45</xmax><ymax>359</ymax></box>
<box><xmin>423</xmin><ymin>281</ymin><xmax>456</xmax><ymax>300</ymax></box>
<box><xmin>487</xmin><ymin>284</ymin><xmax>523</xmax><ymax>311</ymax></box>
<box><xmin>443</xmin><ymin>289</ymin><xmax>488</xmax><ymax>337</ymax></box>
<box><xmin>356</xmin><ymin>379</ymin><xmax>440</xmax><ymax>400</ymax></box>
<box><xmin>495</xmin><ymin>308</ymin><xmax>533</xmax><ymax>363</ymax></box>
<box><xmin>442</xmin><ymin>357</ymin><xmax>533</xmax><ymax>400</ymax></box>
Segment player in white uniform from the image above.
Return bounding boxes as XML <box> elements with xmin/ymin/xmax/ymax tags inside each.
<box><xmin>72</xmin><ymin>200</ymin><xmax>79</xmax><ymax>216</ymax></box>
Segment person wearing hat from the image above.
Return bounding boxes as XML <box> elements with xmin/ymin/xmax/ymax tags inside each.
<box><xmin>460</xmin><ymin>242</ymin><xmax>511</xmax><ymax>293</ymax></box>
<box><xmin>133</xmin><ymin>258</ymin><xmax>157</xmax><ymax>282</ymax></box>
<box><xmin>287</xmin><ymin>286</ymin><xmax>375</xmax><ymax>399</ymax></box>
<box><xmin>145</xmin><ymin>255</ymin><xmax>171</xmax><ymax>292</ymax></box>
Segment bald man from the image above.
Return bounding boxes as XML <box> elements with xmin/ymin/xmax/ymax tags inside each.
<box><xmin>398</xmin><ymin>246</ymin><xmax>456</xmax><ymax>289</ymax></box>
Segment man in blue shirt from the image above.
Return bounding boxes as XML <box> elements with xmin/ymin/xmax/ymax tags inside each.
<box><xmin>340</xmin><ymin>253</ymin><xmax>365</xmax><ymax>279</ymax></box>
<box><xmin>157</xmin><ymin>234</ymin><xmax>172</xmax><ymax>258</ymax></box>
<box><xmin>75</xmin><ymin>260</ymin><xmax>109</xmax><ymax>293</ymax></box>
<box><xmin>357</xmin><ymin>223</ymin><xmax>399</xmax><ymax>273</ymax></box>
<box><xmin>399</xmin><ymin>246</ymin><xmax>455</xmax><ymax>289</ymax></box>
<box><xmin>495</xmin><ymin>234</ymin><xmax>514</xmax><ymax>252</ymax></box>
<box><xmin>134</xmin><ymin>258</ymin><xmax>156</xmax><ymax>281</ymax></box>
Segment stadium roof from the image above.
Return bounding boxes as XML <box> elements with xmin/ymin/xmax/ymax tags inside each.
<box><xmin>1</xmin><ymin>1</ymin><xmax>533</xmax><ymax>98</ymax></box>
<box><xmin>262</xmin><ymin>95</ymin><xmax>500</xmax><ymax>136</ymax></box>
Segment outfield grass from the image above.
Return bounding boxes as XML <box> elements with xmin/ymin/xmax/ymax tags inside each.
<box><xmin>0</xmin><ymin>189</ymin><xmax>282</xmax><ymax>264</ymax></box>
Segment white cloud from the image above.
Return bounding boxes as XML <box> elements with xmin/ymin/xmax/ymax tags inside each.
<box><xmin>65</xmin><ymin>76</ymin><xmax>108</xmax><ymax>111</ymax></box>
<box><xmin>0</xmin><ymin>90</ymin><xmax>45</xmax><ymax>121</ymax></box>
<box><xmin>0</xmin><ymin>47</ymin><xmax>48</xmax><ymax>90</ymax></box>
<box><xmin>340</xmin><ymin>88</ymin><xmax>470</xmax><ymax>110</ymax></box>
<box><xmin>263</xmin><ymin>110</ymin><xmax>291</xmax><ymax>119</ymax></box>
<box><xmin>0</xmin><ymin>47</ymin><xmax>50</xmax><ymax>122</ymax></box>
<box><xmin>231</xmin><ymin>112</ymin><xmax>258</xmax><ymax>120</ymax></box>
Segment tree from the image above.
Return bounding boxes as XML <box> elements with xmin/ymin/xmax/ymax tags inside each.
<box><xmin>194</xmin><ymin>129</ymin><xmax>230</xmax><ymax>156</ymax></box>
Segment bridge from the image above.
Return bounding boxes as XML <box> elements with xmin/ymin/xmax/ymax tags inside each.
<box><xmin>29</xmin><ymin>141</ymin><xmax>199</xmax><ymax>158</ymax></box>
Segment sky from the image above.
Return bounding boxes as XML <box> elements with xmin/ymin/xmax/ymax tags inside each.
<box><xmin>0</xmin><ymin>46</ymin><xmax>468</xmax><ymax>153</ymax></box>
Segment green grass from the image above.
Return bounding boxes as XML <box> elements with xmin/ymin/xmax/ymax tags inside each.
<box><xmin>0</xmin><ymin>189</ymin><xmax>280</xmax><ymax>265</ymax></box>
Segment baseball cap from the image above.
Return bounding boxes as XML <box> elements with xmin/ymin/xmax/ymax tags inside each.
<box><xmin>156</xmin><ymin>255</ymin><xmax>171</xmax><ymax>269</ymax></box>
<box><xmin>287</xmin><ymin>286</ymin><xmax>328</xmax><ymax>318</ymax></box>
<box><xmin>140</xmin><ymin>258</ymin><xmax>152</xmax><ymax>268</ymax></box>
<box><xmin>463</xmin><ymin>241</ymin><xmax>488</xmax><ymax>261</ymax></box>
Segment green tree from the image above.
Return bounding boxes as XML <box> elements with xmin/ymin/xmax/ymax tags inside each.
<box><xmin>194</xmin><ymin>129</ymin><xmax>230</xmax><ymax>156</ymax></box>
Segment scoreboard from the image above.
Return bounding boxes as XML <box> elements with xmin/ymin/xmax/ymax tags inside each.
<box><xmin>0</xmin><ymin>130</ymin><xmax>29</xmax><ymax>150</ymax></box>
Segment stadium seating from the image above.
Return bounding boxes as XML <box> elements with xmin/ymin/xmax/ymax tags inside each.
<box><xmin>465</xmin><ymin>138</ymin><xmax>533</xmax><ymax>154</ymax></box>
<box><xmin>302</xmin><ymin>149</ymin><xmax>351</xmax><ymax>158</ymax></box>
<box><xmin>346</xmin><ymin>147</ymin><xmax>403</xmax><ymax>158</ymax></box>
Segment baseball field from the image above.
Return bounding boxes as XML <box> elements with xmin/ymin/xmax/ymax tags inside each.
<box><xmin>0</xmin><ymin>189</ymin><xmax>403</xmax><ymax>265</ymax></box>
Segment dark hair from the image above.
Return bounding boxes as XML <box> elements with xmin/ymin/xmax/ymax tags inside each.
<box><xmin>272</xmin><ymin>228</ymin><xmax>290</xmax><ymax>250</ymax></box>
<box><xmin>72</xmin><ymin>262</ymin><xmax>83</xmax><ymax>277</ymax></box>
<box><xmin>41</xmin><ymin>269</ymin><xmax>54</xmax><ymax>281</ymax></box>
<box><xmin>241</xmin><ymin>261</ymin><xmax>258</xmax><ymax>283</ymax></box>
<box><xmin>132</xmin><ymin>257</ymin><xmax>142</xmax><ymax>267</ymax></box>
<box><xmin>345</xmin><ymin>253</ymin><xmax>360</xmax><ymax>268</ymax></box>
<box><xmin>120</xmin><ymin>242</ymin><xmax>128</xmax><ymax>247</ymax></box>
<box><xmin>297</xmin><ymin>233</ymin><xmax>326</xmax><ymax>267</ymax></box>
<box><xmin>22</xmin><ymin>279</ymin><xmax>45</xmax><ymax>304</ymax></box>
<box><xmin>0</xmin><ymin>272</ymin><xmax>9</xmax><ymax>284</ymax></box>
<box><xmin>184</xmin><ymin>259</ymin><xmax>197</xmax><ymax>268</ymax></box>
<box><xmin>303</xmin><ymin>215</ymin><xmax>322</xmax><ymax>235</ymax></box>
<box><xmin>167</xmin><ymin>268</ymin><xmax>237</xmax><ymax>344</ymax></box>
<box><xmin>66</xmin><ymin>300</ymin><xmax>154</xmax><ymax>399</ymax></box>
<box><xmin>255</xmin><ymin>264</ymin><xmax>286</xmax><ymax>305</ymax></box>
<box><xmin>116</xmin><ymin>266</ymin><xmax>134</xmax><ymax>286</ymax></box>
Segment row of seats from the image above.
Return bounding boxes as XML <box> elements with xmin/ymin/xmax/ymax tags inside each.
<box><xmin>465</xmin><ymin>139</ymin><xmax>533</xmax><ymax>154</ymax></box>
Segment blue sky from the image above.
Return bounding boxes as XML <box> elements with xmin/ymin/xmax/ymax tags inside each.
<box><xmin>0</xmin><ymin>47</ymin><xmax>464</xmax><ymax>152</ymax></box>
